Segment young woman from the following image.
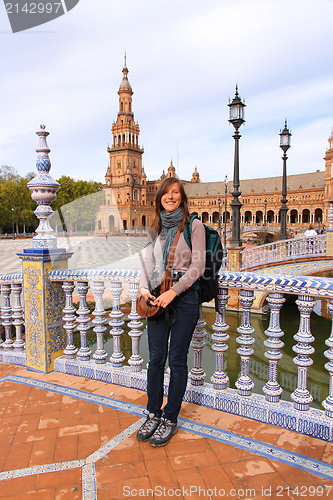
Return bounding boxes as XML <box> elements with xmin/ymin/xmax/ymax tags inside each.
<box><xmin>136</xmin><ymin>177</ymin><xmax>206</xmax><ymax>447</ymax></box>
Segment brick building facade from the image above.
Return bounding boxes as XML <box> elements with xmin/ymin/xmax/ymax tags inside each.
<box><xmin>95</xmin><ymin>64</ymin><xmax>333</xmax><ymax>235</ymax></box>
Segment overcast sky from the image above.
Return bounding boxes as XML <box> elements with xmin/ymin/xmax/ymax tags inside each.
<box><xmin>0</xmin><ymin>0</ymin><xmax>332</xmax><ymax>186</ymax></box>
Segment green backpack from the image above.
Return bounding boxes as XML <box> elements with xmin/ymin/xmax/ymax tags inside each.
<box><xmin>184</xmin><ymin>214</ymin><xmax>224</xmax><ymax>305</ymax></box>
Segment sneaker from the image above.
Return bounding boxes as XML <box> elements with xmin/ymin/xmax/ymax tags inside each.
<box><xmin>149</xmin><ymin>417</ymin><xmax>177</xmax><ymax>447</ymax></box>
<box><xmin>136</xmin><ymin>413</ymin><xmax>161</xmax><ymax>442</ymax></box>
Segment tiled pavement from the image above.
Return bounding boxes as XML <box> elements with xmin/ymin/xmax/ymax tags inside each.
<box><xmin>0</xmin><ymin>363</ymin><xmax>333</xmax><ymax>499</ymax></box>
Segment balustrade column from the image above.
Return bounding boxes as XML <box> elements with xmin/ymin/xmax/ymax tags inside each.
<box><xmin>91</xmin><ymin>281</ymin><xmax>107</xmax><ymax>364</ymax></box>
<box><xmin>322</xmin><ymin>300</ymin><xmax>333</xmax><ymax>418</ymax></box>
<box><xmin>62</xmin><ymin>281</ymin><xmax>77</xmax><ymax>359</ymax></box>
<box><xmin>12</xmin><ymin>283</ymin><xmax>24</xmax><ymax>351</ymax></box>
<box><xmin>76</xmin><ymin>281</ymin><xmax>91</xmax><ymax>362</ymax></box>
<box><xmin>235</xmin><ymin>289</ymin><xmax>255</xmax><ymax>396</ymax></box>
<box><xmin>2</xmin><ymin>284</ymin><xmax>13</xmax><ymax>350</ymax></box>
<box><xmin>291</xmin><ymin>294</ymin><xmax>315</xmax><ymax>411</ymax></box>
<box><xmin>109</xmin><ymin>281</ymin><xmax>125</xmax><ymax>367</ymax></box>
<box><xmin>189</xmin><ymin>306</ymin><xmax>207</xmax><ymax>386</ymax></box>
<box><xmin>127</xmin><ymin>282</ymin><xmax>144</xmax><ymax>372</ymax></box>
<box><xmin>263</xmin><ymin>293</ymin><xmax>285</xmax><ymax>402</ymax></box>
<box><xmin>211</xmin><ymin>288</ymin><xmax>230</xmax><ymax>390</ymax></box>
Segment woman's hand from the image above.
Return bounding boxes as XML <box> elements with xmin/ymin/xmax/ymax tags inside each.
<box><xmin>139</xmin><ymin>287</ymin><xmax>156</xmax><ymax>305</ymax></box>
<box><xmin>153</xmin><ymin>289</ymin><xmax>177</xmax><ymax>308</ymax></box>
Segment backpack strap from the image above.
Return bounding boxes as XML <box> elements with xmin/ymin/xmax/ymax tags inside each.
<box><xmin>183</xmin><ymin>214</ymin><xmax>202</xmax><ymax>293</ymax></box>
<box><xmin>184</xmin><ymin>214</ymin><xmax>198</xmax><ymax>250</ymax></box>
<box><xmin>166</xmin><ymin>228</ymin><xmax>181</xmax><ymax>269</ymax></box>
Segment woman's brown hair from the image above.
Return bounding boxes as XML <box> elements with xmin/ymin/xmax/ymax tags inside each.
<box><xmin>151</xmin><ymin>177</ymin><xmax>189</xmax><ymax>234</ymax></box>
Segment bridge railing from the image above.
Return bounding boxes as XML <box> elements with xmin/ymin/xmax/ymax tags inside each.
<box><xmin>241</xmin><ymin>234</ymin><xmax>327</xmax><ymax>270</ymax></box>
<box><xmin>242</xmin><ymin>224</ymin><xmax>280</xmax><ymax>233</ymax></box>
<box><xmin>0</xmin><ymin>269</ymin><xmax>333</xmax><ymax>441</ymax></box>
<box><xmin>1</xmin><ymin>267</ymin><xmax>333</xmax><ymax>440</ymax></box>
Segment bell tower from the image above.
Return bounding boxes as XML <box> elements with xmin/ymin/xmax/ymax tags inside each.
<box><xmin>104</xmin><ymin>57</ymin><xmax>147</xmax><ymax>231</ymax></box>
<box><xmin>324</xmin><ymin>129</ymin><xmax>333</xmax><ymax>221</ymax></box>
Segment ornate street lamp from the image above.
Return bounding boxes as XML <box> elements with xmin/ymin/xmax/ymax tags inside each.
<box><xmin>264</xmin><ymin>198</ymin><xmax>267</xmax><ymax>227</ymax></box>
<box><xmin>224</xmin><ymin>175</ymin><xmax>228</xmax><ymax>258</ymax></box>
<box><xmin>279</xmin><ymin>120</ymin><xmax>291</xmax><ymax>240</ymax></box>
<box><xmin>228</xmin><ymin>85</ymin><xmax>245</xmax><ymax>247</ymax></box>
<box><xmin>11</xmin><ymin>207</ymin><xmax>14</xmax><ymax>240</ymax></box>
<box><xmin>218</xmin><ymin>197</ymin><xmax>222</xmax><ymax>238</ymax></box>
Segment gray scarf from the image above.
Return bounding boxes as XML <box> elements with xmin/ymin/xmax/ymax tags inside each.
<box><xmin>159</xmin><ymin>207</ymin><xmax>183</xmax><ymax>275</ymax></box>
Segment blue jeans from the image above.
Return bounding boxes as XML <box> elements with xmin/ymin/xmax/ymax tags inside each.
<box><xmin>146</xmin><ymin>289</ymin><xmax>200</xmax><ymax>423</ymax></box>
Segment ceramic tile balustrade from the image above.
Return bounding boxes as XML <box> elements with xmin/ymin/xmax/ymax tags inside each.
<box><xmin>2</xmin><ymin>267</ymin><xmax>333</xmax><ymax>442</ymax></box>
<box><xmin>241</xmin><ymin>235</ymin><xmax>327</xmax><ymax>270</ymax></box>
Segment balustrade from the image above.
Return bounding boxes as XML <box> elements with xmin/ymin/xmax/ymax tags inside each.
<box><xmin>263</xmin><ymin>293</ymin><xmax>285</xmax><ymax>403</ymax></box>
<box><xmin>12</xmin><ymin>283</ymin><xmax>24</xmax><ymax>351</ymax></box>
<box><xmin>2</xmin><ymin>266</ymin><xmax>333</xmax><ymax>441</ymax></box>
<box><xmin>76</xmin><ymin>281</ymin><xmax>91</xmax><ymax>362</ymax></box>
<box><xmin>127</xmin><ymin>282</ymin><xmax>144</xmax><ymax>372</ymax></box>
<box><xmin>241</xmin><ymin>234</ymin><xmax>326</xmax><ymax>270</ymax></box>
<box><xmin>235</xmin><ymin>290</ymin><xmax>255</xmax><ymax>396</ymax></box>
<box><xmin>0</xmin><ymin>275</ymin><xmax>24</xmax><ymax>360</ymax></box>
<box><xmin>92</xmin><ymin>281</ymin><xmax>108</xmax><ymax>364</ymax></box>
<box><xmin>2</xmin><ymin>283</ymin><xmax>14</xmax><ymax>350</ymax></box>
<box><xmin>210</xmin><ymin>287</ymin><xmax>230</xmax><ymax>390</ymax></box>
<box><xmin>188</xmin><ymin>306</ymin><xmax>207</xmax><ymax>386</ymax></box>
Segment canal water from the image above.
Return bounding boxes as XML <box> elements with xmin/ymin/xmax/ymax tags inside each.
<box><xmin>74</xmin><ymin>295</ymin><xmax>331</xmax><ymax>410</ymax></box>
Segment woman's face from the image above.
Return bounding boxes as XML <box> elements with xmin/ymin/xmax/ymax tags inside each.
<box><xmin>161</xmin><ymin>182</ymin><xmax>182</xmax><ymax>213</ymax></box>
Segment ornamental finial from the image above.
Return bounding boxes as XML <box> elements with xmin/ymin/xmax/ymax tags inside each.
<box><xmin>27</xmin><ymin>125</ymin><xmax>60</xmax><ymax>249</ymax></box>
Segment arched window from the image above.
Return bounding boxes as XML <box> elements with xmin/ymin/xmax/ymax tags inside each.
<box><xmin>315</xmin><ymin>208</ymin><xmax>323</xmax><ymax>223</ymax></box>
<box><xmin>108</xmin><ymin>215</ymin><xmax>115</xmax><ymax>231</ymax></box>
<box><xmin>302</xmin><ymin>209</ymin><xmax>310</xmax><ymax>223</ymax></box>
<box><xmin>290</xmin><ymin>209</ymin><xmax>298</xmax><ymax>223</ymax></box>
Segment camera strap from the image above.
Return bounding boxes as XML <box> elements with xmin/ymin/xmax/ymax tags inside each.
<box><xmin>139</xmin><ymin>228</ymin><xmax>181</xmax><ymax>294</ymax></box>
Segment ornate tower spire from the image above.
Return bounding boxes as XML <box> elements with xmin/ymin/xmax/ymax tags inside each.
<box><xmin>107</xmin><ymin>61</ymin><xmax>144</xmax><ymax>185</ymax></box>
<box><xmin>118</xmin><ymin>57</ymin><xmax>133</xmax><ymax>115</ymax></box>
<box><xmin>27</xmin><ymin>125</ymin><xmax>60</xmax><ymax>248</ymax></box>
<box><xmin>191</xmin><ymin>166</ymin><xmax>200</xmax><ymax>183</ymax></box>
<box><xmin>167</xmin><ymin>160</ymin><xmax>176</xmax><ymax>178</ymax></box>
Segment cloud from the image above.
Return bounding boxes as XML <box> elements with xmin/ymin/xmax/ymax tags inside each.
<box><xmin>0</xmin><ymin>0</ymin><xmax>332</xmax><ymax>185</ymax></box>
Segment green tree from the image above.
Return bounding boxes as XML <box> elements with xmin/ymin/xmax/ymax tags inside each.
<box><xmin>0</xmin><ymin>165</ymin><xmax>20</xmax><ymax>184</ymax></box>
<box><xmin>51</xmin><ymin>176</ymin><xmax>104</xmax><ymax>211</ymax></box>
<box><xmin>0</xmin><ymin>169</ymin><xmax>104</xmax><ymax>235</ymax></box>
<box><xmin>51</xmin><ymin>176</ymin><xmax>104</xmax><ymax>233</ymax></box>
<box><xmin>0</xmin><ymin>176</ymin><xmax>37</xmax><ymax>234</ymax></box>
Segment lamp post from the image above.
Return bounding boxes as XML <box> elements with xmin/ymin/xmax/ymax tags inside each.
<box><xmin>11</xmin><ymin>207</ymin><xmax>14</xmax><ymax>240</ymax></box>
<box><xmin>279</xmin><ymin>120</ymin><xmax>292</xmax><ymax>240</ymax></box>
<box><xmin>218</xmin><ymin>198</ymin><xmax>222</xmax><ymax>238</ymax></box>
<box><xmin>264</xmin><ymin>198</ymin><xmax>267</xmax><ymax>227</ymax></box>
<box><xmin>228</xmin><ymin>85</ymin><xmax>245</xmax><ymax>247</ymax></box>
<box><xmin>224</xmin><ymin>175</ymin><xmax>228</xmax><ymax>258</ymax></box>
